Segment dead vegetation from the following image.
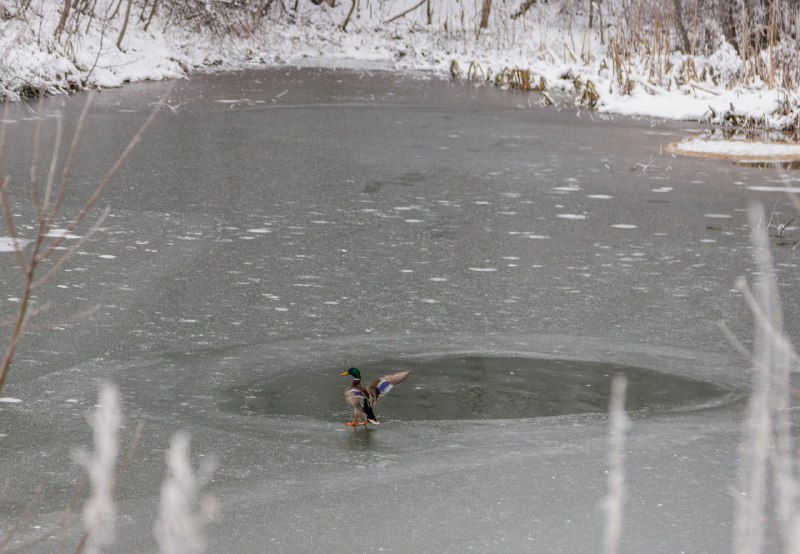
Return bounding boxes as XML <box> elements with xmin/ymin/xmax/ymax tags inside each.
<box><xmin>443</xmin><ymin>0</ymin><xmax>800</xmax><ymax>134</ymax></box>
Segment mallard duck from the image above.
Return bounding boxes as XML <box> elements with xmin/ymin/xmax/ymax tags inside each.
<box><xmin>339</xmin><ymin>367</ymin><xmax>411</xmax><ymax>427</ymax></box>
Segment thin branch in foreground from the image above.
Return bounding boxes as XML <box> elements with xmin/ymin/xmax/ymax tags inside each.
<box><xmin>603</xmin><ymin>374</ymin><xmax>628</xmax><ymax>554</ymax></box>
<box><xmin>0</xmin><ymin>176</ymin><xmax>30</xmax><ymax>273</ymax></box>
<box><xmin>43</xmin><ymin>82</ymin><xmax>176</xmax><ymax>259</ymax></box>
<box><xmin>47</xmin><ymin>91</ymin><xmax>94</xmax><ymax>229</ymax></box>
<box><xmin>0</xmin><ymin>485</ymin><xmax>43</xmax><ymax>550</ymax></box>
<box><xmin>42</xmin><ymin>115</ymin><xmax>64</xmax><ymax>216</ymax></box>
<box><xmin>717</xmin><ymin>320</ymin><xmax>752</xmax><ymax>360</ymax></box>
<box><xmin>0</xmin><ymin>83</ymin><xmax>174</xmax><ymax>395</ymax></box>
<box><xmin>786</xmin><ymin>183</ymin><xmax>800</xmax><ymax>216</ymax></box>
<box><xmin>734</xmin><ymin>276</ymin><xmax>798</xmax><ymax>365</ymax></box>
<box><xmin>154</xmin><ymin>432</ymin><xmax>215</xmax><ymax>554</ymax></box>
<box><xmin>75</xmin><ymin>383</ymin><xmax>120</xmax><ymax>554</ymax></box>
<box><xmin>732</xmin><ymin>201</ymin><xmax>800</xmax><ymax>554</ymax></box>
<box><xmin>33</xmin><ymin>204</ymin><xmax>112</xmax><ymax>289</ymax></box>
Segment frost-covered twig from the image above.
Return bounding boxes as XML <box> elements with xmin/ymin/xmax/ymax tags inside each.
<box><xmin>603</xmin><ymin>374</ymin><xmax>628</xmax><ymax>554</ymax></box>
<box><xmin>731</xmin><ymin>201</ymin><xmax>800</xmax><ymax>554</ymax></box>
<box><xmin>154</xmin><ymin>432</ymin><xmax>215</xmax><ymax>554</ymax></box>
<box><xmin>75</xmin><ymin>383</ymin><xmax>121</xmax><ymax>554</ymax></box>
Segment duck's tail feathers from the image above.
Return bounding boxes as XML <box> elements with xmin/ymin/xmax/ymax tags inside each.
<box><xmin>363</xmin><ymin>402</ymin><xmax>379</xmax><ymax>424</ymax></box>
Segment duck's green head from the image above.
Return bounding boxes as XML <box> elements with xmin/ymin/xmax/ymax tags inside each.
<box><xmin>339</xmin><ymin>367</ymin><xmax>361</xmax><ymax>381</ymax></box>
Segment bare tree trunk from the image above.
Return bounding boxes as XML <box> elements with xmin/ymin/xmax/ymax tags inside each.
<box><xmin>671</xmin><ymin>0</ymin><xmax>692</xmax><ymax>52</ymax></box>
<box><xmin>768</xmin><ymin>0</ymin><xmax>778</xmax><ymax>87</ymax></box>
<box><xmin>54</xmin><ymin>0</ymin><xmax>71</xmax><ymax>37</ymax></box>
<box><xmin>479</xmin><ymin>0</ymin><xmax>492</xmax><ymax>29</ymax></box>
<box><xmin>144</xmin><ymin>0</ymin><xmax>159</xmax><ymax>32</ymax></box>
<box><xmin>719</xmin><ymin>0</ymin><xmax>739</xmax><ymax>51</ymax></box>
<box><xmin>341</xmin><ymin>0</ymin><xmax>357</xmax><ymax>31</ymax></box>
<box><xmin>599</xmin><ymin>0</ymin><xmax>605</xmax><ymax>43</ymax></box>
<box><xmin>116</xmin><ymin>0</ymin><xmax>133</xmax><ymax>49</ymax></box>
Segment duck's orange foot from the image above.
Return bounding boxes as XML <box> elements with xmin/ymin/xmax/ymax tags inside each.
<box><xmin>346</xmin><ymin>419</ymin><xmax>358</xmax><ymax>427</ymax></box>
<box><xmin>360</xmin><ymin>420</ymin><xmax>368</xmax><ymax>427</ymax></box>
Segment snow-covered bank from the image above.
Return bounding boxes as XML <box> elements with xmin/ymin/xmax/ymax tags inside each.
<box><xmin>1</xmin><ymin>0</ymin><xmax>799</xmax><ymax>139</ymax></box>
<box><xmin>669</xmin><ymin>136</ymin><xmax>800</xmax><ymax>159</ymax></box>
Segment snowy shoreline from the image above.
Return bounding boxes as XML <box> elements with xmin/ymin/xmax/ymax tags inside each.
<box><xmin>2</xmin><ymin>1</ymin><xmax>799</xmax><ymax>153</ymax></box>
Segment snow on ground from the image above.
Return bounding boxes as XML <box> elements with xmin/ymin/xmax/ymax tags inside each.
<box><xmin>1</xmin><ymin>1</ymin><xmax>798</xmax><ymax>149</ymax></box>
<box><xmin>600</xmin><ymin>83</ymin><xmax>783</xmax><ymax>122</ymax></box>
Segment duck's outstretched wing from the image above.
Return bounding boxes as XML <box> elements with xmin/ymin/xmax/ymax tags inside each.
<box><xmin>367</xmin><ymin>370</ymin><xmax>411</xmax><ymax>404</ymax></box>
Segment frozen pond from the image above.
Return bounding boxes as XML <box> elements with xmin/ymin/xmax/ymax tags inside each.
<box><xmin>223</xmin><ymin>354</ymin><xmax>733</xmax><ymax>421</ymax></box>
<box><xmin>0</xmin><ymin>68</ymin><xmax>799</xmax><ymax>552</ymax></box>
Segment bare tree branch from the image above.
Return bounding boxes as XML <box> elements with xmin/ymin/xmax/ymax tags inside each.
<box><xmin>33</xmin><ymin>205</ymin><xmax>111</xmax><ymax>289</ymax></box>
<box><xmin>47</xmin><ymin>91</ymin><xmax>94</xmax><ymax>231</ymax></box>
<box><xmin>511</xmin><ymin>0</ymin><xmax>537</xmax><ymax>20</ymax></box>
<box><xmin>341</xmin><ymin>0</ymin><xmax>357</xmax><ymax>31</ymax></box>
<box><xmin>43</xmin><ymin>82</ymin><xmax>175</xmax><ymax>260</ymax></box>
<box><xmin>0</xmin><ymin>83</ymin><xmax>174</xmax><ymax>394</ymax></box>
<box><xmin>0</xmin><ymin>176</ymin><xmax>30</xmax><ymax>273</ymax></box>
<box><xmin>42</xmin><ymin>115</ymin><xmax>64</xmax><ymax>217</ymax></box>
<box><xmin>385</xmin><ymin>0</ymin><xmax>427</xmax><ymax>24</ymax></box>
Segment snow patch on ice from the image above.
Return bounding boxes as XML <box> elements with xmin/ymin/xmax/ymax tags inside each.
<box><xmin>747</xmin><ymin>186</ymin><xmax>800</xmax><ymax>193</ymax></box>
<box><xmin>0</xmin><ymin>237</ymin><xmax>32</xmax><ymax>252</ymax></box>
<box><xmin>46</xmin><ymin>229</ymin><xmax>81</xmax><ymax>239</ymax></box>
<box><xmin>669</xmin><ymin>138</ymin><xmax>800</xmax><ymax>159</ymax></box>
<box><xmin>509</xmin><ymin>232</ymin><xmax>550</xmax><ymax>239</ymax></box>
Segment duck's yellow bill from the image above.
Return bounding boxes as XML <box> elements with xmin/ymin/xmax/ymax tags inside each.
<box><xmin>339</xmin><ymin>371</ymin><xmax>349</xmax><ymax>376</ymax></box>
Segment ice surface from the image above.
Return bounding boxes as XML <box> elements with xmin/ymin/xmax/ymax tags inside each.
<box><xmin>0</xmin><ymin>68</ymin><xmax>797</xmax><ymax>554</ymax></box>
